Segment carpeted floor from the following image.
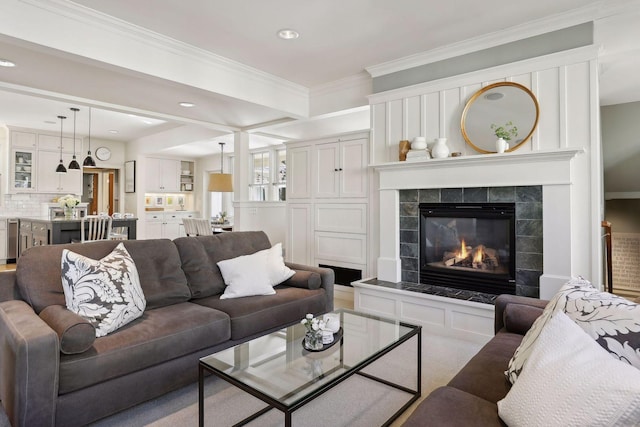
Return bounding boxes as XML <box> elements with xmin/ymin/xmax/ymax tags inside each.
<box><xmin>85</xmin><ymin>330</ymin><xmax>484</xmax><ymax>427</ymax></box>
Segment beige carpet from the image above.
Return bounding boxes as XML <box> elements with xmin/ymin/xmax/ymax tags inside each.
<box><xmin>87</xmin><ymin>330</ymin><xmax>484</xmax><ymax>427</ymax></box>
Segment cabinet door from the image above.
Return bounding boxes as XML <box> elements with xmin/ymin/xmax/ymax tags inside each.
<box><xmin>161</xmin><ymin>159</ymin><xmax>181</xmax><ymax>192</ymax></box>
<box><xmin>11</xmin><ymin>131</ymin><xmax>37</xmax><ymax>148</ymax></box>
<box><xmin>38</xmin><ymin>134</ymin><xmax>77</xmax><ymax>153</ymax></box>
<box><xmin>145</xmin><ymin>158</ymin><xmax>163</xmax><ymax>191</ymax></box>
<box><xmin>145</xmin><ymin>221</ymin><xmax>163</xmax><ymax>239</ymax></box>
<box><xmin>163</xmin><ymin>222</ymin><xmax>181</xmax><ymax>240</ymax></box>
<box><xmin>146</xmin><ymin>158</ymin><xmax>181</xmax><ymax>192</ymax></box>
<box><xmin>314</xmin><ymin>142</ymin><xmax>340</xmax><ymax>198</ymax></box>
<box><xmin>37</xmin><ymin>151</ymin><xmax>80</xmax><ymax>193</ymax></box>
<box><xmin>287</xmin><ymin>145</ymin><xmax>312</xmax><ymax>199</ymax></box>
<box><xmin>10</xmin><ymin>149</ymin><xmax>36</xmax><ymax>192</ymax></box>
<box><xmin>340</xmin><ymin>138</ymin><xmax>368</xmax><ymax>198</ymax></box>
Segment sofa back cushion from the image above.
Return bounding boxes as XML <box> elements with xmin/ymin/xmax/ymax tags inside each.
<box><xmin>174</xmin><ymin>231</ymin><xmax>271</xmax><ymax>298</ymax></box>
<box><xmin>17</xmin><ymin>239</ymin><xmax>191</xmax><ymax>313</ymax></box>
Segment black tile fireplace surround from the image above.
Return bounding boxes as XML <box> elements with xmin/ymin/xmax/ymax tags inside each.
<box><xmin>399</xmin><ymin>186</ymin><xmax>543</xmax><ymax>298</ymax></box>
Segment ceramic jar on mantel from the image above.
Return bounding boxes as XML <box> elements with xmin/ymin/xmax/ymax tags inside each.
<box><xmin>496</xmin><ymin>138</ymin><xmax>510</xmax><ymax>153</ymax></box>
<box><xmin>431</xmin><ymin>137</ymin><xmax>450</xmax><ymax>159</ymax></box>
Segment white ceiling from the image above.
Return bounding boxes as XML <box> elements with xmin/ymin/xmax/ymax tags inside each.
<box><xmin>1</xmin><ymin>0</ymin><xmax>639</xmax><ymax>156</ymax></box>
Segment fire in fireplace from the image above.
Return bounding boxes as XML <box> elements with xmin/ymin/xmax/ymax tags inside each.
<box><xmin>419</xmin><ymin>203</ymin><xmax>516</xmax><ymax>295</ymax></box>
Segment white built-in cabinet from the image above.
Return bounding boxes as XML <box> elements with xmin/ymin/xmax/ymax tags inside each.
<box><xmin>7</xmin><ymin>129</ymin><xmax>82</xmax><ymax>194</ymax></box>
<box><xmin>313</xmin><ymin>138</ymin><xmax>368</xmax><ymax>198</ymax></box>
<box><xmin>286</xmin><ymin>132</ymin><xmax>370</xmax><ymax>285</ymax></box>
<box><xmin>37</xmin><ymin>151</ymin><xmax>82</xmax><ymax>193</ymax></box>
<box><xmin>145</xmin><ymin>211</ymin><xmax>198</xmax><ymax>240</ymax></box>
<box><xmin>286</xmin><ymin>144</ymin><xmax>313</xmax><ymax>200</ymax></box>
<box><xmin>145</xmin><ymin>158</ymin><xmax>181</xmax><ymax>192</ymax></box>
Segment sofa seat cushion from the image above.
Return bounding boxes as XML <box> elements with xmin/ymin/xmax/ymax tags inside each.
<box><xmin>193</xmin><ymin>286</ymin><xmax>327</xmax><ymax>341</ymax></box>
<box><xmin>58</xmin><ymin>302</ymin><xmax>230</xmax><ymax>394</ymax></box>
<box><xmin>403</xmin><ymin>386</ymin><xmax>504</xmax><ymax>427</ymax></box>
<box><xmin>447</xmin><ymin>331</ymin><xmax>522</xmax><ymax>404</ymax></box>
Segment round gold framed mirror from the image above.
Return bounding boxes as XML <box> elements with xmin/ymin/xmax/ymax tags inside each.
<box><xmin>461</xmin><ymin>82</ymin><xmax>540</xmax><ymax>154</ymax></box>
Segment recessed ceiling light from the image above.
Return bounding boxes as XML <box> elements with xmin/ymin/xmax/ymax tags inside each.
<box><xmin>179</xmin><ymin>102</ymin><xmax>195</xmax><ymax>108</ymax></box>
<box><xmin>277</xmin><ymin>29</ymin><xmax>299</xmax><ymax>40</ymax></box>
<box><xmin>142</xmin><ymin>120</ymin><xmax>153</xmax><ymax>124</ymax></box>
<box><xmin>0</xmin><ymin>59</ymin><xmax>16</xmax><ymax>67</ymax></box>
<box><xmin>108</xmin><ymin>130</ymin><xmax>119</xmax><ymax>134</ymax></box>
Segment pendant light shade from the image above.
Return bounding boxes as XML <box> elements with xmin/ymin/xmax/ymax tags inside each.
<box><xmin>56</xmin><ymin>115</ymin><xmax>67</xmax><ymax>174</ymax></box>
<box><xmin>68</xmin><ymin>107</ymin><xmax>80</xmax><ymax>170</ymax></box>
<box><xmin>83</xmin><ymin>107</ymin><xmax>96</xmax><ymax>167</ymax></box>
<box><xmin>208</xmin><ymin>142</ymin><xmax>233</xmax><ymax>192</ymax></box>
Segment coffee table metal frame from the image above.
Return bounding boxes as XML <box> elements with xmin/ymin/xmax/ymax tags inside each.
<box><xmin>198</xmin><ymin>309</ymin><xmax>421</xmax><ymax>427</ymax></box>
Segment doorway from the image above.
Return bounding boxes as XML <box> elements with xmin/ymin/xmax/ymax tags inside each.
<box><xmin>82</xmin><ymin>168</ymin><xmax>119</xmax><ymax>215</ymax></box>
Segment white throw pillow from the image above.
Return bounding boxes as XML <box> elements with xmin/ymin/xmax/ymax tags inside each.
<box><xmin>61</xmin><ymin>243</ymin><xmax>146</xmax><ymax>337</ymax></box>
<box><xmin>217</xmin><ymin>243</ymin><xmax>294</xmax><ymax>300</ymax></box>
<box><xmin>498</xmin><ymin>311</ymin><xmax>640</xmax><ymax>427</ymax></box>
<box><xmin>505</xmin><ymin>276</ymin><xmax>594</xmax><ymax>383</ymax></box>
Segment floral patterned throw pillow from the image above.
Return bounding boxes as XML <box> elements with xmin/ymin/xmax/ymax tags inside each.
<box><xmin>61</xmin><ymin>243</ymin><xmax>146</xmax><ymax>337</ymax></box>
<box><xmin>506</xmin><ymin>277</ymin><xmax>640</xmax><ymax>384</ymax></box>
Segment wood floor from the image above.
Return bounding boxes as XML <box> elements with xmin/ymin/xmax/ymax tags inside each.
<box><xmin>0</xmin><ymin>264</ymin><xmax>16</xmax><ymax>272</ymax></box>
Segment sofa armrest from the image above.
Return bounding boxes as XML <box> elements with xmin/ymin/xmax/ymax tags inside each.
<box><xmin>285</xmin><ymin>262</ymin><xmax>335</xmax><ymax>311</ymax></box>
<box><xmin>0</xmin><ymin>300</ymin><xmax>59</xmax><ymax>427</ymax></box>
<box><xmin>0</xmin><ymin>271</ymin><xmax>21</xmax><ymax>303</ymax></box>
<box><xmin>494</xmin><ymin>294</ymin><xmax>548</xmax><ymax>334</ymax></box>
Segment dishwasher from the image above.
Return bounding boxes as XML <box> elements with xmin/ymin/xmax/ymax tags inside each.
<box><xmin>7</xmin><ymin>218</ymin><xmax>19</xmax><ymax>262</ymax></box>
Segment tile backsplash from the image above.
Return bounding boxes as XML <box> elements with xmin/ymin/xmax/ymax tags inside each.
<box><xmin>1</xmin><ymin>193</ymin><xmax>59</xmax><ymax>217</ymax></box>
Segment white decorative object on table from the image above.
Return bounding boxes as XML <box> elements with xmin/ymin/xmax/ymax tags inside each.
<box><xmin>431</xmin><ymin>137</ymin><xmax>450</xmax><ymax>159</ymax></box>
<box><xmin>411</xmin><ymin>136</ymin><xmax>427</xmax><ymax>150</ymax></box>
<box><xmin>301</xmin><ymin>314</ymin><xmax>325</xmax><ymax>350</ymax></box>
<box><xmin>496</xmin><ymin>138</ymin><xmax>509</xmax><ymax>153</ymax></box>
<box><xmin>323</xmin><ymin>313</ymin><xmax>340</xmax><ymax>333</ymax></box>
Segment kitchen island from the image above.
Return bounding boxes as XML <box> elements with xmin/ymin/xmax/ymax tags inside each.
<box><xmin>18</xmin><ymin>217</ymin><xmax>137</xmax><ymax>255</ymax></box>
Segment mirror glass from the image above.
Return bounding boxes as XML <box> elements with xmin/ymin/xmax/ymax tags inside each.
<box><xmin>461</xmin><ymin>82</ymin><xmax>540</xmax><ymax>154</ymax></box>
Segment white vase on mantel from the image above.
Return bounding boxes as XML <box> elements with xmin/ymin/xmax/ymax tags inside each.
<box><xmin>496</xmin><ymin>138</ymin><xmax>509</xmax><ymax>154</ymax></box>
<box><xmin>431</xmin><ymin>138</ymin><xmax>450</xmax><ymax>159</ymax></box>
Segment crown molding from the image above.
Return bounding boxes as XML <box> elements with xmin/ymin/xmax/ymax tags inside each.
<box><xmin>310</xmin><ymin>72</ymin><xmax>372</xmax><ymax>97</ymax></box>
<box><xmin>366</xmin><ymin>3</ymin><xmax>601</xmax><ymax>78</ymax></box>
<box><xmin>16</xmin><ymin>0</ymin><xmax>309</xmax><ymax>110</ymax></box>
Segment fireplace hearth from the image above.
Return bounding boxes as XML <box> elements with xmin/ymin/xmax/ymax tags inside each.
<box><xmin>420</xmin><ymin>203</ymin><xmax>516</xmax><ymax>295</ymax></box>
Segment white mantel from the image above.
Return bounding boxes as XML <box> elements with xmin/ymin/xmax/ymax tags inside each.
<box><xmin>373</xmin><ymin>148</ymin><xmax>586</xmax><ymax>299</ymax></box>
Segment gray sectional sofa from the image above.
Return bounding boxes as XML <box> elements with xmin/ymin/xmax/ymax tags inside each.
<box><xmin>403</xmin><ymin>294</ymin><xmax>547</xmax><ymax>426</ymax></box>
<box><xmin>0</xmin><ymin>231</ymin><xmax>334</xmax><ymax>427</ymax></box>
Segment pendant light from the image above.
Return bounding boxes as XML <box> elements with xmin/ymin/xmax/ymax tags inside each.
<box><xmin>55</xmin><ymin>116</ymin><xmax>67</xmax><ymax>174</ymax></box>
<box><xmin>82</xmin><ymin>107</ymin><xmax>96</xmax><ymax>167</ymax></box>
<box><xmin>68</xmin><ymin>107</ymin><xmax>80</xmax><ymax>170</ymax></box>
<box><xmin>207</xmin><ymin>142</ymin><xmax>233</xmax><ymax>192</ymax></box>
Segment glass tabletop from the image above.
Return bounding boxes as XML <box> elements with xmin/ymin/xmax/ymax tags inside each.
<box><xmin>200</xmin><ymin>309</ymin><xmax>419</xmax><ymax>407</ymax></box>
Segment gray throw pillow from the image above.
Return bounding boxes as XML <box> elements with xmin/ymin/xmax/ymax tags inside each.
<box><xmin>61</xmin><ymin>242</ymin><xmax>146</xmax><ymax>337</ymax></box>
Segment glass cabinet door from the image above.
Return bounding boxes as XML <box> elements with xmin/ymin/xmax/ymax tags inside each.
<box><xmin>12</xmin><ymin>150</ymin><xmax>35</xmax><ymax>191</ymax></box>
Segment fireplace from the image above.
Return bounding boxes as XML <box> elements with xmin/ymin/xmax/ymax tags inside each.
<box><xmin>419</xmin><ymin>203</ymin><xmax>516</xmax><ymax>295</ymax></box>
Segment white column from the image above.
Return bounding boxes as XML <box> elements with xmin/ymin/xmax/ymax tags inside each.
<box><xmin>232</xmin><ymin>132</ymin><xmax>250</xmax><ymax>230</ymax></box>
<box><xmin>377</xmin><ymin>189</ymin><xmax>401</xmax><ymax>282</ymax></box>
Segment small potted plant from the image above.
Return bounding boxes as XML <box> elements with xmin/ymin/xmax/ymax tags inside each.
<box><xmin>58</xmin><ymin>194</ymin><xmax>81</xmax><ymax>219</ymax></box>
<box><xmin>490</xmin><ymin>122</ymin><xmax>518</xmax><ymax>153</ymax></box>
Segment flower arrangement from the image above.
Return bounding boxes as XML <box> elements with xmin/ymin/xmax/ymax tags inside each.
<box><xmin>58</xmin><ymin>194</ymin><xmax>81</xmax><ymax>209</ymax></box>
<box><xmin>490</xmin><ymin>121</ymin><xmax>518</xmax><ymax>141</ymax></box>
<box><xmin>301</xmin><ymin>313</ymin><xmax>326</xmax><ymax>334</ymax></box>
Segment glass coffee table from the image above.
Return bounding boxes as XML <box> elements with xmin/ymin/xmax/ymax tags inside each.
<box><xmin>199</xmin><ymin>309</ymin><xmax>421</xmax><ymax>427</ymax></box>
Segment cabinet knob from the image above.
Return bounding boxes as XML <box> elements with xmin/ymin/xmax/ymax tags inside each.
<box><xmin>334</xmin><ymin>168</ymin><xmax>339</xmax><ymax>172</ymax></box>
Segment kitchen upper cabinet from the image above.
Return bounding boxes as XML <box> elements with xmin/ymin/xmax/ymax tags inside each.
<box><xmin>38</xmin><ymin>134</ymin><xmax>78</xmax><ymax>153</ymax></box>
<box><xmin>286</xmin><ymin>144</ymin><xmax>312</xmax><ymax>199</ymax></box>
<box><xmin>37</xmin><ymin>151</ymin><xmax>82</xmax><ymax>193</ymax></box>
<box><xmin>10</xmin><ymin>131</ymin><xmax>37</xmax><ymax>149</ymax></box>
<box><xmin>146</xmin><ymin>158</ymin><xmax>180</xmax><ymax>192</ymax></box>
<box><xmin>10</xmin><ymin>149</ymin><xmax>36</xmax><ymax>193</ymax></box>
<box><xmin>314</xmin><ymin>138</ymin><xmax>368</xmax><ymax>199</ymax></box>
